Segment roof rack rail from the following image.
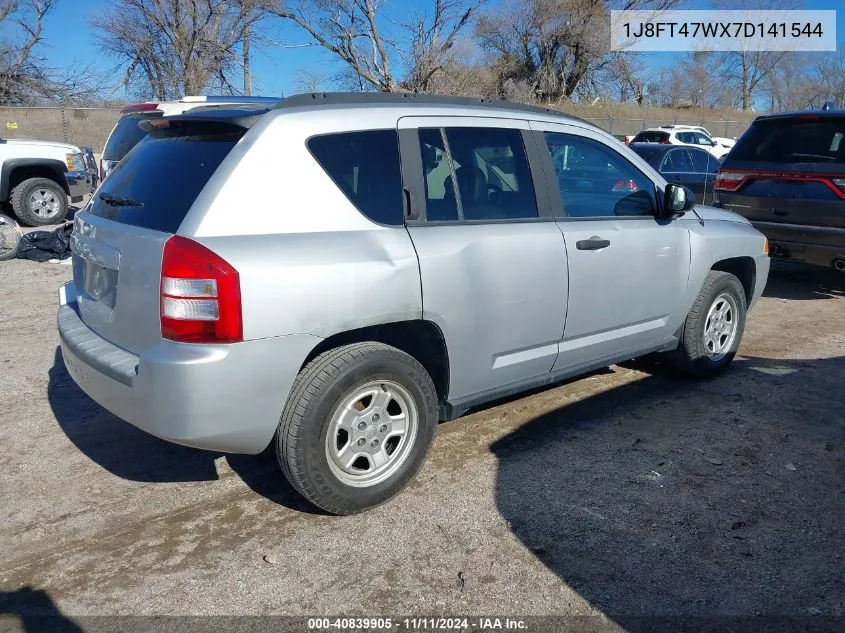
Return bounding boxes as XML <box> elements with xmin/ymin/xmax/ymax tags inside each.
<box><xmin>276</xmin><ymin>92</ymin><xmax>589</xmax><ymax>124</ymax></box>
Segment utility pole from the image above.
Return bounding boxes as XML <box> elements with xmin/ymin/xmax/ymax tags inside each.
<box><xmin>243</xmin><ymin>24</ymin><xmax>251</xmax><ymax>96</ymax></box>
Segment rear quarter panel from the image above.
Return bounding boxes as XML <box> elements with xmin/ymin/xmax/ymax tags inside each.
<box><xmin>181</xmin><ymin>109</ymin><xmax>422</xmax><ymax>342</ymax></box>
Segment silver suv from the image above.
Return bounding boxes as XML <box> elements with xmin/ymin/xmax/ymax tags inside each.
<box><xmin>57</xmin><ymin>93</ymin><xmax>770</xmax><ymax>515</ymax></box>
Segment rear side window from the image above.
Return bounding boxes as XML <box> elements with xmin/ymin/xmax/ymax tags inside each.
<box><xmin>731</xmin><ymin>118</ymin><xmax>845</xmax><ymax>164</ymax></box>
<box><xmin>307</xmin><ymin>130</ymin><xmax>403</xmax><ymax>226</ymax></box>
<box><xmin>633</xmin><ymin>131</ymin><xmax>669</xmax><ymax>143</ymax></box>
<box><xmin>418</xmin><ymin>126</ymin><xmax>538</xmax><ymax>222</ymax></box>
<box><xmin>102</xmin><ymin>114</ymin><xmax>158</xmax><ymax>161</ymax></box>
<box><xmin>689</xmin><ymin>148</ymin><xmax>711</xmax><ymax>172</ymax></box>
<box><xmin>89</xmin><ymin>125</ymin><xmax>243</xmax><ymax>233</ymax></box>
<box><xmin>662</xmin><ymin>149</ymin><xmax>694</xmax><ymax>173</ymax></box>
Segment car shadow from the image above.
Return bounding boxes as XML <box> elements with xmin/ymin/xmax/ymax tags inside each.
<box><xmin>0</xmin><ymin>587</ymin><xmax>84</xmax><ymax>633</ymax></box>
<box><xmin>763</xmin><ymin>261</ymin><xmax>844</xmax><ymax>301</ymax></box>
<box><xmin>47</xmin><ymin>346</ymin><xmax>322</xmax><ymax>514</ymax></box>
<box><xmin>491</xmin><ymin>355</ymin><xmax>845</xmax><ymax>627</ymax></box>
<box><xmin>48</xmin><ymin>347</ymin><xmax>220</xmax><ymax>482</ymax></box>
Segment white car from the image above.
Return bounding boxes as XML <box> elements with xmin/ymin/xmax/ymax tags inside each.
<box><xmin>99</xmin><ymin>95</ymin><xmax>283</xmax><ymax>180</ymax></box>
<box><xmin>0</xmin><ymin>138</ymin><xmax>93</xmax><ymax>226</ymax></box>
<box><xmin>630</xmin><ymin>126</ymin><xmax>732</xmax><ymax>159</ymax></box>
<box><xmin>684</xmin><ymin>125</ymin><xmax>736</xmax><ymax>152</ymax></box>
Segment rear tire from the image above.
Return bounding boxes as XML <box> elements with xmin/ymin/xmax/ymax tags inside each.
<box><xmin>0</xmin><ymin>213</ymin><xmax>22</xmax><ymax>261</ymax></box>
<box><xmin>277</xmin><ymin>342</ymin><xmax>438</xmax><ymax>515</ymax></box>
<box><xmin>668</xmin><ymin>270</ymin><xmax>747</xmax><ymax>378</ymax></box>
<box><xmin>11</xmin><ymin>177</ymin><xmax>68</xmax><ymax>226</ymax></box>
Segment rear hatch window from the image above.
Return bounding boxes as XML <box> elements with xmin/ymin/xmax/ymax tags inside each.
<box><xmin>89</xmin><ymin>123</ymin><xmax>243</xmax><ymax>233</ymax></box>
<box><xmin>730</xmin><ymin>117</ymin><xmax>845</xmax><ymax>164</ymax></box>
<box><xmin>632</xmin><ymin>131</ymin><xmax>669</xmax><ymax>143</ymax></box>
<box><xmin>102</xmin><ymin>113</ymin><xmax>159</xmax><ymax>162</ymax></box>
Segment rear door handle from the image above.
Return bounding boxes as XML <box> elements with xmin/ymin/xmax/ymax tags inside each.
<box><xmin>576</xmin><ymin>236</ymin><xmax>611</xmax><ymax>251</ymax></box>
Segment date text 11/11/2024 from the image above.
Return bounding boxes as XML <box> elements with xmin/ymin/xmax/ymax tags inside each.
<box><xmin>307</xmin><ymin>617</ymin><xmax>529</xmax><ymax>631</ymax></box>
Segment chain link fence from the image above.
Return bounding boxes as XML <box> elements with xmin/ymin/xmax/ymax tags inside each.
<box><xmin>0</xmin><ymin>107</ymin><xmax>121</xmax><ymax>151</ymax></box>
<box><xmin>0</xmin><ymin>106</ymin><xmax>752</xmax><ymax>151</ymax></box>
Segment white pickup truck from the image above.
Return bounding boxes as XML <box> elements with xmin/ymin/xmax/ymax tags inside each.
<box><xmin>0</xmin><ymin>138</ymin><xmax>95</xmax><ymax>226</ymax></box>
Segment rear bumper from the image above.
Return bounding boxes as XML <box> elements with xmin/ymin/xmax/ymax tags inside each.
<box><xmin>64</xmin><ymin>171</ymin><xmax>90</xmax><ymax>202</ymax></box>
<box><xmin>751</xmin><ymin>221</ymin><xmax>845</xmax><ymax>269</ymax></box>
<box><xmin>57</xmin><ymin>283</ymin><xmax>321</xmax><ymax>454</ymax></box>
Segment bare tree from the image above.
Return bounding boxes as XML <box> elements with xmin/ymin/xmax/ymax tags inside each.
<box><xmin>270</xmin><ymin>0</ymin><xmax>485</xmax><ymax>93</ymax></box>
<box><xmin>476</xmin><ymin>0</ymin><xmax>684</xmax><ymax>103</ymax></box>
<box><xmin>603</xmin><ymin>53</ymin><xmax>658</xmax><ymax>105</ymax></box>
<box><xmin>0</xmin><ymin>0</ymin><xmax>101</xmax><ymax>104</ymax></box>
<box><xmin>93</xmin><ymin>0</ymin><xmax>268</xmax><ymax>99</ymax></box>
<box><xmin>712</xmin><ymin>0</ymin><xmax>802</xmax><ymax>111</ymax></box>
<box><xmin>399</xmin><ymin>0</ymin><xmax>486</xmax><ymax>92</ymax></box>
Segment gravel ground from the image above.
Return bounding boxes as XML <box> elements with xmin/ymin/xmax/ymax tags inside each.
<box><xmin>0</xmin><ymin>256</ymin><xmax>843</xmax><ymax>632</ymax></box>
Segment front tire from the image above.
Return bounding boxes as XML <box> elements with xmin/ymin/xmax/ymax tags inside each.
<box><xmin>668</xmin><ymin>270</ymin><xmax>747</xmax><ymax>378</ymax></box>
<box><xmin>277</xmin><ymin>342</ymin><xmax>438</xmax><ymax>515</ymax></box>
<box><xmin>10</xmin><ymin>177</ymin><xmax>69</xmax><ymax>226</ymax></box>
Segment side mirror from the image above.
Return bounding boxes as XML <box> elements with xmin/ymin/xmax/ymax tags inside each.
<box><xmin>663</xmin><ymin>184</ymin><xmax>696</xmax><ymax>218</ymax></box>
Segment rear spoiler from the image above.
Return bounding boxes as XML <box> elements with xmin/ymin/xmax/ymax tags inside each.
<box><xmin>139</xmin><ymin>107</ymin><xmax>269</xmax><ymax>133</ymax></box>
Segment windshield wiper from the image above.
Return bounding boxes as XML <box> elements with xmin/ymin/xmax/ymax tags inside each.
<box><xmin>98</xmin><ymin>193</ymin><xmax>144</xmax><ymax>207</ymax></box>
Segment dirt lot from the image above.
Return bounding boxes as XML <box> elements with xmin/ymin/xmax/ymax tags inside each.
<box><xmin>0</xmin><ymin>257</ymin><xmax>843</xmax><ymax>631</ymax></box>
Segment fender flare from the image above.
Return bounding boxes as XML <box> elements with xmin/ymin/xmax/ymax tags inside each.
<box><xmin>0</xmin><ymin>158</ymin><xmax>69</xmax><ymax>200</ymax></box>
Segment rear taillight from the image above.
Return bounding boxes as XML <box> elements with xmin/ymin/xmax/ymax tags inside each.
<box><xmin>714</xmin><ymin>170</ymin><xmax>747</xmax><ymax>191</ymax></box>
<box><xmin>160</xmin><ymin>236</ymin><xmax>242</xmax><ymax>343</ymax></box>
<box><xmin>613</xmin><ymin>179</ymin><xmax>639</xmax><ymax>192</ymax></box>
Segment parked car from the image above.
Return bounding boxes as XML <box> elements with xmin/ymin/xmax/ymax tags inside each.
<box><xmin>0</xmin><ymin>137</ymin><xmax>92</xmax><ymax>226</ymax></box>
<box><xmin>715</xmin><ymin>109</ymin><xmax>845</xmax><ymax>271</ymax></box>
<box><xmin>100</xmin><ymin>95</ymin><xmax>283</xmax><ymax>181</ymax></box>
<box><xmin>686</xmin><ymin>126</ymin><xmax>736</xmax><ymax>152</ymax></box>
<box><xmin>630</xmin><ymin>126</ymin><xmax>731</xmax><ymax>159</ymax></box>
<box><xmin>630</xmin><ymin>142</ymin><xmax>721</xmax><ymax>205</ymax></box>
<box><xmin>58</xmin><ymin>93</ymin><xmax>770</xmax><ymax>515</ymax></box>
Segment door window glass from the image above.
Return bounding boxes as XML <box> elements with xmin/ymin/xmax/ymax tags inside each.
<box><xmin>689</xmin><ymin>148</ymin><xmax>711</xmax><ymax>172</ymax></box>
<box><xmin>662</xmin><ymin>149</ymin><xmax>694</xmax><ymax>173</ymax></box>
<box><xmin>544</xmin><ymin>132</ymin><xmax>655</xmax><ymax>218</ymax></box>
<box><xmin>419</xmin><ymin>127</ymin><xmax>539</xmax><ymax>221</ymax></box>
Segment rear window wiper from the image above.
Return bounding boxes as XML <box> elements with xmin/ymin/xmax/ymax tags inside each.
<box><xmin>98</xmin><ymin>193</ymin><xmax>145</xmax><ymax>207</ymax></box>
<box><xmin>787</xmin><ymin>153</ymin><xmax>837</xmax><ymax>162</ymax></box>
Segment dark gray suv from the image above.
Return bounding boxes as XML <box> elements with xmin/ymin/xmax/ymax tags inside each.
<box><xmin>716</xmin><ymin>110</ymin><xmax>845</xmax><ymax>271</ymax></box>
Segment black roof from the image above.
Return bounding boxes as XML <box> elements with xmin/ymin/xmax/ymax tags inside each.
<box><xmin>754</xmin><ymin>109</ymin><xmax>845</xmax><ymax>122</ymax></box>
<box><xmin>152</xmin><ymin>92</ymin><xmax>594</xmax><ymax>130</ymax></box>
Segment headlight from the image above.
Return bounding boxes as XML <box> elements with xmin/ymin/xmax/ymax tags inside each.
<box><xmin>65</xmin><ymin>152</ymin><xmax>84</xmax><ymax>172</ymax></box>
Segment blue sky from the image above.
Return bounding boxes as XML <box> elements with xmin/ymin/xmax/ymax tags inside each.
<box><xmin>38</xmin><ymin>0</ymin><xmax>844</xmax><ymax>100</ymax></box>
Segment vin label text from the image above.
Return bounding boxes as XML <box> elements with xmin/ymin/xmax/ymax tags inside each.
<box><xmin>611</xmin><ymin>10</ymin><xmax>837</xmax><ymax>52</ymax></box>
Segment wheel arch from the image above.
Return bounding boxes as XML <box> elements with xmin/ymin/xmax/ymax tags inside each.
<box><xmin>300</xmin><ymin>320</ymin><xmax>450</xmax><ymax>406</ymax></box>
<box><xmin>0</xmin><ymin>159</ymin><xmax>69</xmax><ymax>200</ymax></box>
<box><xmin>710</xmin><ymin>256</ymin><xmax>755</xmax><ymax>306</ymax></box>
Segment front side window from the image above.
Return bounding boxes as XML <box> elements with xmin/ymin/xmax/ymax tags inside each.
<box><xmin>308</xmin><ymin>130</ymin><xmax>404</xmax><ymax>226</ymax></box>
<box><xmin>418</xmin><ymin>127</ymin><xmax>538</xmax><ymax>222</ymax></box>
<box><xmin>694</xmin><ymin>132</ymin><xmax>715</xmax><ymax>147</ymax></box>
<box><xmin>544</xmin><ymin>132</ymin><xmax>655</xmax><ymax>218</ymax></box>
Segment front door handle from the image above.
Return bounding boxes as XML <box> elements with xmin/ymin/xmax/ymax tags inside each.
<box><xmin>576</xmin><ymin>236</ymin><xmax>611</xmax><ymax>251</ymax></box>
